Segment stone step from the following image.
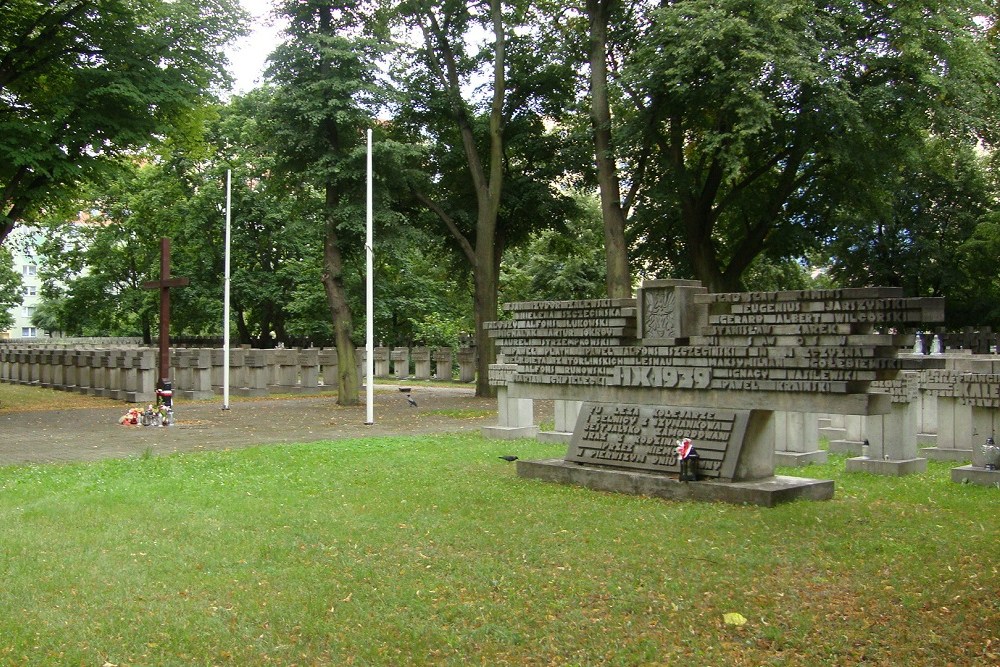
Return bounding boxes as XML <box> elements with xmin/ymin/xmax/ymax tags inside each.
<box><xmin>818</xmin><ymin>426</ymin><xmax>846</xmax><ymax>441</ymax></box>
<box><xmin>829</xmin><ymin>439</ymin><xmax>865</xmax><ymax>455</ymax></box>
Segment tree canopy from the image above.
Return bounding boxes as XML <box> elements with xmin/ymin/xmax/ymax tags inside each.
<box><xmin>16</xmin><ymin>0</ymin><xmax>1000</xmax><ymax>350</ymax></box>
<box><xmin>0</xmin><ymin>0</ymin><xmax>246</xmax><ymax>246</ymax></box>
<box><xmin>617</xmin><ymin>0</ymin><xmax>1000</xmax><ymax>292</ymax></box>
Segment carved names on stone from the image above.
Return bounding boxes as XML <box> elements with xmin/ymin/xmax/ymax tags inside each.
<box><xmin>919</xmin><ymin>370</ymin><xmax>1000</xmax><ymax>407</ymax></box>
<box><xmin>566</xmin><ymin>402</ymin><xmax>750</xmax><ymax>481</ymax></box>
<box><xmin>486</xmin><ymin>287</ymin><xmax>945</xmax><ymax>404</ymax></box>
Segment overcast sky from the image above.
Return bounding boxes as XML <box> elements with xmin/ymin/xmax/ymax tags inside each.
<box><xmin>226</xmin><ymin>0</ymin><xmax>285</xmax><ymax>94</ymax></box>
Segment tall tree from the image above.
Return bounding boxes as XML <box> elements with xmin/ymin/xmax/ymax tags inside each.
<box><xmin>265</xmin><ymin>0</ymin><xmax>386</xmax><ymax>405</ymax></box>
<box><xmin>824</xmin><ymin>137</ymin><xmax>997</xmax><ymax>325</ymax></box>
<box><xmin>0</xmin><ymin>245</ymin><xmax>22</xmax><ymax>331</ymax></box>
<box><xmin>501</xmin><ymin>191</ymin><xmax>608</xmax><ymax>303</ymax></box>
<box><xmin>586</xmin><ymin>0</ymin><xmax>632</xmax><ymax>298</ymax></box>
<box><xmin>392</xmin><ymin>0</ymin><xmax>577</xmax><ymax>395</ymax></box>
<box><xmin>394</xmin><ymin>0</ymin><xmax>507</xmax><ymax>397</ymax></box>
<box><xmin>31</xmin><ymin>162</ymin><xmax>187</xmax><ymax>338</ymax></box>
<box><xmin>620</xmin><ymin>0</ymin><xmax>1000</xmax><ymax>292</ymax></box>
<box><xmin>190</xmin><ymin>92</ymin><xmax>330</xmax><ymax>348</ymax></box>
<box><xmin>0</xmin><ymin>0</ymin><xmax>246</xmax><ymax>246</ymax></box>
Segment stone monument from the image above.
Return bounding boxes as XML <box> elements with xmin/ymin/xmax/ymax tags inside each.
<box><xmin>484</xmin><ymin>281</ymin><xmax>944</xmax><ymax>506</ymax></box>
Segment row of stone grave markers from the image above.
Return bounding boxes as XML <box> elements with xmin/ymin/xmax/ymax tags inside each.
<box><xmin>482</xmin><ymin>280</ymin><xmax>977</xmax><ymax>505</ymax></box>
<box><xmin>0</xmin><ymin>345</ymin><xmax>478</xmax><ymax>401</ymax></box>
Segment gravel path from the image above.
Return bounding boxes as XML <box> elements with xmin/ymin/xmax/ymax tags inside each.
<box><xmin>0</xmin><ymin>385</ymin><xmax>546</xmax><ymax>466</ymax></box>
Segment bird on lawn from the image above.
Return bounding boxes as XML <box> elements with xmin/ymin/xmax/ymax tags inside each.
<box><xmin>498</xmin><ymin>455</ymin><xmax>519</xmax><ymax>462</ymax></box>
<box><xmin>406</xmin><ymin>394</ymin><xmax>418</xmax><ymax>407</ymax></box>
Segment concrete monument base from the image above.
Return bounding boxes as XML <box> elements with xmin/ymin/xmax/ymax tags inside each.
<box><xmin>829</xmin><ymin>439</ymin><xmax>864</xmax><ymax>455</ymax></box>
<box><xmin>919</xmin><ymin>446</ymin><xmax>973</xmax><ymax>462</ymax></box>
<box><xmin>516</xmin><ymin>458</ymin><xmax>834</xmax><ymax>507</ymax></box>
<box><xmin>536</xmin><ymin>431</ymin><xmax>572</xmax><ymax>445</ymax></box>
<box><xmin>482</xmin><ymin>425</ymin><xmax>539</xmax><ymax>440</ymax></box>
<box><xmin>179</xmin><ymin>389</ymin><xmax>215</xmax><ymax>400</ymax></box>
<box><xmin>231</xmin><ymin>387</ymin><xmax>269</xmax><ymax>398</ymax></box>
<box><xmin>950</xmin><ymin>465</ymin><xmax>1000</xmax><ymax>487</ymax></box>
<box><xmin>774</xmin><ymin>450</ymin><xmax>828</xmax><ymax>467</ymax></box>
<box><xmin>845</xmin><ymin>456</ymin><xmax>928</xmax><ymax>476</ymax></box>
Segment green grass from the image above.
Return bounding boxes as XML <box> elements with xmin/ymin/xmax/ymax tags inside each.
<box><xmin>0</xmin><ymin>383</ymin><xmax>118</xmax><ymax>412</ymax></box>
<box><xmin>423</xmin><ymin>408</ymin><xmax>495</xmax><ymax>419</ymax></box>
<box><xmin>0</xmin><ymin>437</ymin><xmax>997</xmax><ymax>666</ymax></box>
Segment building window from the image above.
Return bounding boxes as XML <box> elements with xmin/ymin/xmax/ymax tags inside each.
<box><xmin>22</xmin><ymin>285</ymin><xmax>37</xmax><ymax>296</ymax></box>
<box><xmin>22</xmin><ymin>305</ymin><xmax>36</xmax><ymax>317</ymax></box>
<box><xmin>22</xmin><ymin>264</ymin><xmax>37</xmax><ymax>277</ymax></box>
<box><xmin>21</xmin><ymin>327</ymin><xmax>37</xmax><ymax>337</ymax></box>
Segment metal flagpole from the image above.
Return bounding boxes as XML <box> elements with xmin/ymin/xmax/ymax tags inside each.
<box><xmin>365</xmin><ymin>129</ymin><xmax>374</xmax><ymax>425</ymax></box>
<box><xmin>223</xmin><ymin>169</ymin><xmax>232</xmax><ymax>411</ymax></box>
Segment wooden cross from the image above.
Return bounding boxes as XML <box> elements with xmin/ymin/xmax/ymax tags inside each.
<box><xmin>142</xmin><ymin>237</ymin><xmax>189</xmax><ymax>396</ymax></box>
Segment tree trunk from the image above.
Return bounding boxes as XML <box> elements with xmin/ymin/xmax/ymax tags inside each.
<box><xmin>588</xmin><ymin>0</ymin><xmax>632</xmax><ymax>298</ymax></box>
<box><xmin>321</xmin><ymin>196</ymin><xmax>359</xmax><ymax>406</ymax></box>
<box><xmin>473</xmin><ymin>212</ymin><xmax>499</xmax><ymax>397</ymax></box>
<box><xmin>235</xmin><ymin>308</ymin><xmax>251</xmax><ymax>345</ymax></box>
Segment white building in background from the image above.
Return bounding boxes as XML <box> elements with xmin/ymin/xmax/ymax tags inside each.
<box><xmin>1</xmin><ymin>228</ymin><xmax>46</xmax><ymax>339</ymax></box>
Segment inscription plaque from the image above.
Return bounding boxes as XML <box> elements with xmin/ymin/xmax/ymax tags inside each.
<box><xmin>566</xmin><ymin>402</ymin><xmax>750</xmax><ymax>481</ymax></box>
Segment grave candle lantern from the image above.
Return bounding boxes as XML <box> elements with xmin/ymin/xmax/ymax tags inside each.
<box><xmin>982</xmin><ymin>435</ymin><xmax>999</xmax><ymax>471</ymax></box>
<box><xmin>676</xmin><ymin>438</ymin><xmax>700</xmax><ymax>482</ymax></box>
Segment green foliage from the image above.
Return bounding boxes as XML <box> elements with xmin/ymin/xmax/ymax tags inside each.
<box><xmin>22</xmin><ymin>0</ymin><xmax>1000</xmax><ymax>342</ymax></box>
<box><xmin>408</xmin><ymin>312</ymin><xmax>466</xmax><ymax>349</ymax></box>
<box><xmin>501</xmin><ymin>192</ymin><xmax>607</xmax><ymax>303</ymax></box>
<box><xmin>0</xmin><ymin>246</ymin><xmax>22</xmax><ymax>330</ymax></box>
<box><xmin>0</xmin><ymin>0</ymin><xmax>247</xmax><ymax>244</ymax></box>
<box><xmin>362</xmin><ymin>226</ymin><xmax>474</xmax><ymax>347</ymax></box>
<box><xmin>952</xmin><ymin>212</ymin><xmax>1000</xmax><ymax>326</ymax></box>
<box><xmin>28</xmin><ymin>294</ymin><xmax>65</xmax><ymax>336</ymax></box>
<box><xmin>30</xmin><ymin>160</ymin><xmax>189</xmax><ymax>338</ymax></box>
<box><xmin>615</xmin><ymin>0</ymin><xmax>1000</xmax><ymax>292</ymax></box>
<box><xmin>823</xmin><ymin>138</ymin><xmax>997</xmax><ymax>326</ymax></box>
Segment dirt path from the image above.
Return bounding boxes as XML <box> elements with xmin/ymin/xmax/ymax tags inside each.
<box><xmin>0</xmin><ymin>386</ymin><xmax>551</xmax><ymax>466</ymax></box>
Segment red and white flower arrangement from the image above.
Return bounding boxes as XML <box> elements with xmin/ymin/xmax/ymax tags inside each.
<box><xmin>119</xmin><ymin>407</ymin><xmax>143</xmax><ymax>426</ymax></box>
<box><xmin>675</xmin><ymin>437</ymin><xmax>694</xmax><ymax>460</ymax></box>
<box><xmin>119</xmin><ymin>403</ymin><xmax>171</xmax><ymax>426</ymax></box>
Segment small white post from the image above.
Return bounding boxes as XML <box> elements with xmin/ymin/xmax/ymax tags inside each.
<box><xmin>223</xmin><ymin>169</ymin><xmax>232</xmax><ymax>410</ymax></box>
<box><xmin>365</xmin><ymin>129</ymin><xmax>374</xmax><ymax>425</ymax></box>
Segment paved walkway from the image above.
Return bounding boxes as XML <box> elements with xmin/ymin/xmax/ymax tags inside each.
<box><xmin>0</xmin><ymin>386</ymin><xmax>542</xmax><ymax>466</ymax></box>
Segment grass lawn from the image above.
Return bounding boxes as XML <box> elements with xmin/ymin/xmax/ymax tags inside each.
<box><xmin>0</xmin><ymin>432</ymin><xmax>997</xmax><ymax>666</ymax></box>
<box><xmin>0</xmin><ymin>383</ymin><xmax>121</xmax><ymax>412</ymax></box>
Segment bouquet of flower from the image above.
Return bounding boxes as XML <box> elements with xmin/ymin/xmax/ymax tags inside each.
<box><xmin>119</xmin><ymin>407</ymin><xmax>143</xmax><ymax>426</ymax></box>
<box><xmin>119</xmin><ymin>403</ymin><xmax>173</xmax><ymax>426</ymax></box>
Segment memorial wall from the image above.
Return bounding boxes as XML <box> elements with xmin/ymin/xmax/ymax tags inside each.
<box><xmin>486</xmin><ymin>280</ymin><xmax>945</xmax><ymax>489</ymax></box>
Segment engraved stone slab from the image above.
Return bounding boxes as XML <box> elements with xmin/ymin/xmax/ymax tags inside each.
<box><xmin>566</xmin><ymin>402</ymin><xmax>750</xmax><ymax>481</ymax></box>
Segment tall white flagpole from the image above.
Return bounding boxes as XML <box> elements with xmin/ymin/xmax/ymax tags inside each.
<box><xmin>365</xmin><ymin>128</ymin><xmax>374</xmax><ymax>425</ymax></box>
<box><xmin>223</xmin><ymin>169</ymin><xmax>232</xmax><ymax>411</ymax></box>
